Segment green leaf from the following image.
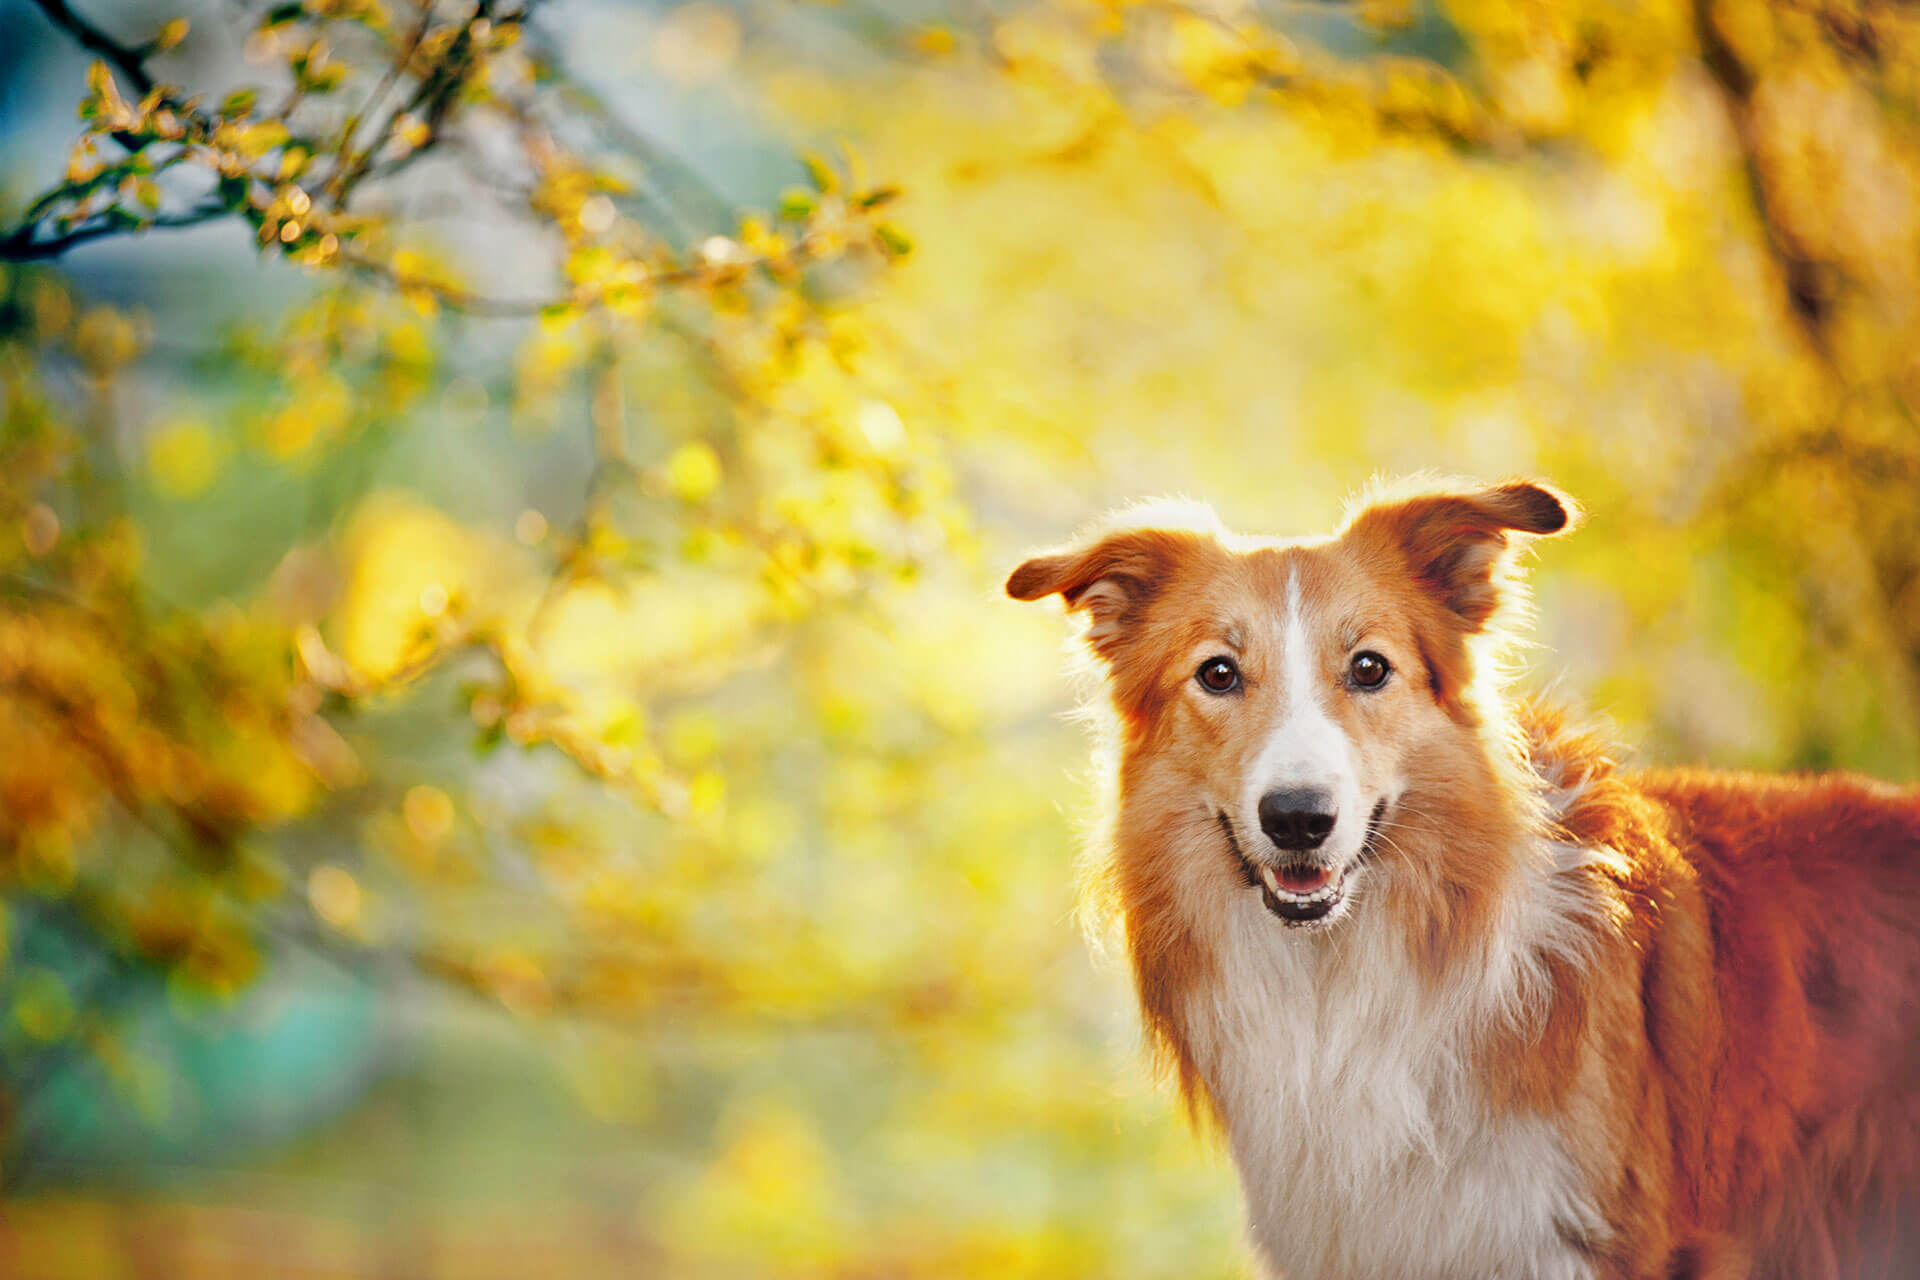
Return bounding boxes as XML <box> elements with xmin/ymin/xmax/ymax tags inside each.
<box><xmin>874</xmin><ymin>223</ymin><xmax>913</xmax><ymax>258</ymax></box>
<box><xmin>778</xmin><ymin>188</ymin><xmax>816</xmax><ymax>220</ymax></box>
<box><xmin>302</xmin><ymin>61</ymin><xmax>349</xmax><ymax>93</ymax></box>
<box><xmin>221</xmin><ymin>89</ymin><xmax>259</xmax><ymax>118</ymax></box>
<box><xmin>801</xmin><ymin>151</ymin><xmax>838</xmax><ymax>194</ymax></box>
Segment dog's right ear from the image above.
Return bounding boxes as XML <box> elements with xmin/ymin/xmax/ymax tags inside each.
<box><xmin>1006</xmin><ymin>527</ymin><xmax>1201</xmax><ymax>662</ymax></box>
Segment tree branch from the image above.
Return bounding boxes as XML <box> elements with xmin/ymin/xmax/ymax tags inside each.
<box><xmin>1691</xmin><ymin>0</ymin><xmax>1837</xmax><ymax>362</ymax></box>
<box><xmin>0</xmin><ymin>204</ymin><xmax>228</xmax><ymax>262</ymax></box>
<box><xmin>27</xmin><ymin>0</ymin><xmax>156</xmax><ymax>96</ymax></box>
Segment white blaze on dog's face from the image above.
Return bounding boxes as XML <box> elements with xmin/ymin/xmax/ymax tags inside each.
<box><xmin>1221</xmin><ymin>566</ymin><xmax>1388</xmax><ymax>924</ymax></box>
<box><xmin>1008</xmin><ymin>481</ymin><xmax>1573</xmax><ymax>933</ymax></box>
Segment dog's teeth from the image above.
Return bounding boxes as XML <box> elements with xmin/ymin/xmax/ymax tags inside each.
<box><xmin>1257</xmin><ymin>863</ymin><xmax>1342</xmax><ymax>903</ymax></box>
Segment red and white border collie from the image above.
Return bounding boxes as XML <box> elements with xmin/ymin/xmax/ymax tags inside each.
<box><xmin>1008</xmin><ymin>478</ymin><xmax>1920</xmax><ymax>1279</ymax></box>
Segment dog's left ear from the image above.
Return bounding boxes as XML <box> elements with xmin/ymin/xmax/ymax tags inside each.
<box><xmin>1347</xmin><ymin>480</ymin><xmax>1576</xmax><ymax>630</ymax></box>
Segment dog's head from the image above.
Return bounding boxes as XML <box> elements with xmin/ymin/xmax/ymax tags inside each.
<box><xmin>1008</xmin><ymin>479</ymin><xmax>1574</xmax><ymax>933</ymax></box>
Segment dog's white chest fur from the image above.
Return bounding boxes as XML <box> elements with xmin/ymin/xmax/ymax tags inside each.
<box><xmin>1182</xmin><ymin>874</ymin><xmax>1603</xmax><ymax>1280</ymax></box>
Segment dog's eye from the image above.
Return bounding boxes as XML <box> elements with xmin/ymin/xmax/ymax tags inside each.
<box><xmin>1349</xmin><ymin>651</ymin><xmax>1390</xmax><ymax>690</ymax></box>
<box><xmin>1196</xmin><ymin>656</ymin><xmax>1241</xmax><ymax>694</ymax></box>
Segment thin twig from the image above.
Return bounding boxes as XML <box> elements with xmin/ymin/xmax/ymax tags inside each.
<box><xmin>334</xmin><ymin>247</ymin><xmax>563</xmax><ymax>315</ymax></box>
<box><xmin>322</xmin><ymin>9</ymin><xmax>435</xmax><ymax>207</ymax></box>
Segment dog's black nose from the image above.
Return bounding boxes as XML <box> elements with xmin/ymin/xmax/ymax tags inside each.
<box><xmin>1259</xmin><ymin>787</ymin><xmax>1336</xmax><ymax>851</ymax></box>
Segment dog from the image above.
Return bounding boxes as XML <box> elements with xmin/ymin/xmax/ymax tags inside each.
<box><xmin>1007</xmin><ymin>478</ymin><xmax>1920</xmax><ymax>1279</ymax></box>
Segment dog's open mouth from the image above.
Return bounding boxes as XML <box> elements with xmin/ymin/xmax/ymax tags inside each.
<box><xmin>1218</xmin><ymin>800</ymin><xmax>1387</xmax><ymax>927</ymax></box>
<box><xmin>1254</xmin><ymin>861</ymin><xmax>1348</xmax><ymax>922</ymax></box>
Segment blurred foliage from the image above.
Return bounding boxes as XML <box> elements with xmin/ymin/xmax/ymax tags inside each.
<box><xmin>5</xmin><ymin>0</ymin><xmax>1920</xmax><ymax>1274</ymax></box>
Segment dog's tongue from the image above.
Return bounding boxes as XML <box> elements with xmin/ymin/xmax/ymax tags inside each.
<box><xmin>1277</xmin><ymin>864</ymin><xmax>1333</xmax><ymax>895</ymax></box>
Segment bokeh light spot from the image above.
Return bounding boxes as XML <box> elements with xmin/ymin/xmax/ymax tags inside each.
<box><xmin>514</xmin><ymin>507</ymin><xmax>549</xmax><ymax>545</ymax></box>
<box><xmin>403</xmin><ymin>784</ymin><xmax>455</xmax><ymax>845</ymax></box>
<box><xmin>21</xmin><ymin>503</ymin><xmax>59</xmax><ymax>556</ymax></box>
<box><xmin>578</xmin><ymin>195</ymin><xmax>616</xmax><ymax>234</ymax></box>
<box><xmin>14</xmin><ymin>968</ymin><xmax>74</xmax><ymax>1041</ymax></box>
<box><xmin>147</xmin><ymin>420</ymin><xmax>225</xmax><ymax>498</ymax></box>
<box><xmin>855</xmin><ymin>400</ymin><xmax>907</xmax><ymax>454</ymax></box>
<box><xmin>307</xmin><ymin>864</ymin><xmax>363</xmax><ymax>931</ymax></box>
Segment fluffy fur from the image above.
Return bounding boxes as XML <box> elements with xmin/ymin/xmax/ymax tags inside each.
<box><xmin>1008</xmin><ymin>478</ymin><xmax>1920</xmax><ymax>1279</ymax></box>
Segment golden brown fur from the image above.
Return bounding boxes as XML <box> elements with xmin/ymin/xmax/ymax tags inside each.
<box><xmin>1010</xmin><ymin>478</ymin><xmax>1920</xmax><ymax>1278</ymax></box>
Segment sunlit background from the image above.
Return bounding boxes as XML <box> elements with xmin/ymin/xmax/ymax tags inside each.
<box><xmin>4</xmin><ymin>0</ymin><xmax>1920</xmax><ymax>1275</ymax></box>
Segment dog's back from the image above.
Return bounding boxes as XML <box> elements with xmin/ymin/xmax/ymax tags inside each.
<box><xmin>1629</xmin><ymin>766</ymin><xmax>1920</xmax><ymax>1277</ymax></box>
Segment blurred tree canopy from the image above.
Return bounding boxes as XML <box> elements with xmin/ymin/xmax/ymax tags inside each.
<box><xmin>5</xmin><ymin>0</ymin><xmax>1920</xmax><ymax>1275</ymax></box>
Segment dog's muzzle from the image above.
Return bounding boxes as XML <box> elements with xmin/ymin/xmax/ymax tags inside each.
<box><xmin>1218</xmin><ymin>799</ymin><xmax>1387</xmax><ymax>925</ymax></box>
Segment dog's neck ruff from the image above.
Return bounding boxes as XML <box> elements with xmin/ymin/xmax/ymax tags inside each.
<box><xmin>1174</xmin><ymin>788</ymin><xmax>1609</xmax><ymax>1280</ymax></box>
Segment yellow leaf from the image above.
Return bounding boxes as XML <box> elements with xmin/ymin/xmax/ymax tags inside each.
<box><xmin>64</xmin><ymin>138</ymin><xmax>101</xmax><ymax>185</ymax></box>
<box><xmin>83</xmin><ymin>60</ymin><xmax>131</xmax><ymax>127</ymax></box>
<box><xmin>666</xmin><ymin>441</ymin><xmax>723</xmax><ymax>502</ymax></box>
<box><xmin>153</xmin><ymin>16</ymin><xmax>190</xmax><ymax>52</ymax></box>
<box><xmin>235</xmin><ymin>120</ymin><xmax>291</xmax><ymax>159</ymax></box>
<box><xmin>688</xmin><ymin>768</ymin><xmax>726</xmax><ymax>816</ymax></box>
